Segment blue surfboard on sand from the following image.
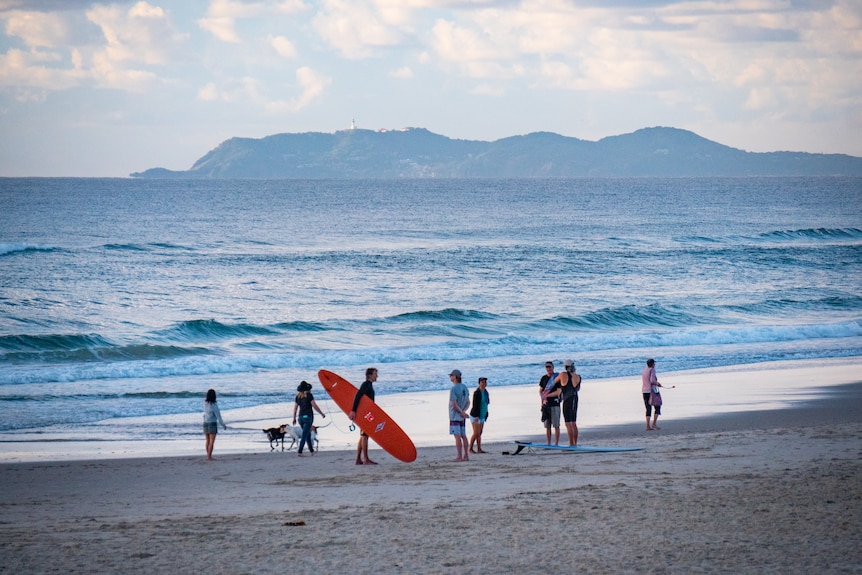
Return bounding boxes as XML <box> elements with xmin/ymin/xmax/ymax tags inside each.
<box><xmin>504</xmin><ymin>441</ymin><xmax>643</xmax><ymax>455</ymax></box>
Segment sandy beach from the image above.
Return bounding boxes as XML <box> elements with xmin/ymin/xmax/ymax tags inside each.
<box><xmin>1</xmin><ymin>361</ymin><xmax>861</xmax><ymax>574</ymax></box>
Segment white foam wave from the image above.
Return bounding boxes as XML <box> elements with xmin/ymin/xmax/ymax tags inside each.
<box><xmin>1</xmin><ymin>320</ymin><xmax>859</xmax><ymax>386</ymax></box>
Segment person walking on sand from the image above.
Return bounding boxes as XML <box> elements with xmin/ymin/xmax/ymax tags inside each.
<box><xmin>539</xmin><ymin>360</ymin><xmax>562</xmax><ymax>445</ymax></box>
<box><xmin>349</xmin><ymin>367</ymin><xmax>378</xmax><ymax>465</ymax></box>
<box><xmin>555</xmin><ymin>359</ymin><xmax>581</xmax><ymax>446</ymax></box>
<box><xmin>292</xmin><ymin>380</ymin><xmax>325</xmax><ymax>457</ymax></box>
<box><xmin>203</xmin><ymin>388</ymin><xmax>227</xmax><ymax>460</ymax></box>
<box><xmin>469</xmin><ymin>377</ymin><xmax>490</xmax><ymax>454</ymax></box>
<box><xmin>642</xmin><ymin>358</ymin><xmax>674</xmax><ymax>430</ymax></box>
<box><xmin>449</xmin><ymin>369</ymin><xmax>471</xmax><ymax>461</ymax></box>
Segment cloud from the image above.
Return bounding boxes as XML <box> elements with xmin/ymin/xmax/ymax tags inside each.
<box><xmin>84</xmin><ymin>2</ymin><xmax>188</xmax><ymax>89</ymax></box>
<box><xmin>3</xmin><ymin>10</ymin><xmax>71</xmax><ymax>47</ymax></box>
<box><xmin>198</xmin><ymin>0</ymin><xmax>309</xmax><ymax>43</ymax></box>
<box><xmin>0</xmin><ymin>47</ymin><xmax>84</xmax><ymax>91</ymax></box>
<box><xmin>196</xmin><ymin>76</ymin><xmax>263</xmax><ymax>102</ymax></box>
<box><xmin>198</xmin><ymin>66</ymin><xmax>330</xmax><ymax>112</ymax></box>
<box><xmin>312</xmin><ymin>0</ymin><xmax>407</xmax><ymax>58</ymax></box>
<box><xmin>265</xmin><ymin>66</ymin><xmax>331</xmax><ymax>112</ymax></box>
<box><xmin>269</xmin><ymin>34</ymin><xmax>297</xmax><ymax>58</ymax></box>
<box><xmin>389</xmin><ymin>65</ymin><xmax>413</xmax><ymax>78</ymax></box>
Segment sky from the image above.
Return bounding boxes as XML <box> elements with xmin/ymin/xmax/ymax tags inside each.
<box><xmin>0</xmin><ymin>0</ymin><xmax>860</xmax><ymax>177</ymax></box>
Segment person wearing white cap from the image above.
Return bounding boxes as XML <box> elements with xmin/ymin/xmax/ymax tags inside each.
<box><xmin>448</xmin><ymin>369</ymin><xmax>471</xmax><ymax>461</ymax></box>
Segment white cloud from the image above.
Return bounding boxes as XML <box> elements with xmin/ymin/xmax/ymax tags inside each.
<box><xmin>197</xmin><ymin>66</ymin><xmax>329</xmax><ymax>112</ymax></box>
<box><xmin>270</xmin><ymin>35</ymin><xmax>297</xmax><ymax>58</ymax></box>
<box><xmin>198</xmin><ymin>16</ymin><xmax>240</xmax><ymax>43</ymax></box>
<box><xmin>265</xmin><ymin>66</ymin><xmax>331</xmax><ymax>112</ymax></box>
<box><xmin>4</xmin><ymin>10</ymin><xmax>70</xmax><ymax>48</ymax></box>
<box><xmin>196</xmin><ymin>76</ymin><xmax>263</xmax><ymax>103</ymax></box>
<box><xmin>199</xmin><ymin>0</ymin><xmax>309</xmax><ymax>43</ymax></box>
<box><xmin>0</xmin><ymin>47</ymin><xmax>84</xmax><ymax>90</ymax></box>
<box><xmin>84</xmin><ymin>2</ymin><xmax>188</xmax><ymax>90</ymax></box>
<box><xmin>389</xmin><ymin>65</ymin><xmax>413</xmax><ymax>78</ymax></box>
<box><xmin>312</xmin><ymin>0</ymin><xmax>406</xmax><ymax>58</ymax></box>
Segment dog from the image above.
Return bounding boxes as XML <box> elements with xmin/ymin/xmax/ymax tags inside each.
<box><xmin>263</xmin><ymin>424</ymin><xmax>288</xmax><ymax>451</ymax></box>
<box><xmin>262</xmin><ymin>424</ymin><xmax>319</xmax><ymax>452</ymax></box>
<box><xmin>285</xmin><ymin>424</ymin><xmax>319</xmax><ymax>452</ymax></box>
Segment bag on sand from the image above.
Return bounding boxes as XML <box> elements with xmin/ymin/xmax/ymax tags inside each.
<box><xmin>649</xmin><ymin>390</ymin><xmax>662</xmax><ymax>407</ymax></box>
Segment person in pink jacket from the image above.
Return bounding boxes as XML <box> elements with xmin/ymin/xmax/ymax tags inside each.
<box><xmin>641</xmin><ymin>358</ymin><xmax>673</xmax><ymax>430</ymax></box>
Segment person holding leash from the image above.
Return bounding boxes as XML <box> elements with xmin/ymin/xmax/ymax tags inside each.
<box><xmin>292</xmin><ymin>380</ymin><xmax>325</xmax><ymax>456</ymax></box>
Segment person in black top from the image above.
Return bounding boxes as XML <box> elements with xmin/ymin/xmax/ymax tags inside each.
<box><xmin>292</xmin><ymin>380</ymin><xmax>325</xmax><ymax>456</ymax></box>
<box><xmin>349</xmin><ymin>367</ymin><xmax>378</xmax><ymax>465</ymax></box>
<box><xmin>555</xmin><ymin>359</ymin><xmax>581</xmax><ymax>446</ymax></box>
<box><xmin>539</xmin><ymin>360</ymin><xmax>562</xmax><ymax>445</ymax></box>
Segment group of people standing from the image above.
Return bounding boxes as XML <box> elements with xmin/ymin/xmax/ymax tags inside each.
<box><xmin>446</xmin><ymin>369</ymin><xmax>491</xmax><ymax>461</ymax></box>
<box><xmin>538</xmin><ymin>359</ymin><xmax>583</xmax><ymax>446</ymax></box>
<box><xmin>202</xmin><ymin>357</ymin><xmax>670</xmax><ymax>460</ymax></box>
<box><xmin>347</xmin><ymin>366</ymin><xmax>491</xmax><ymax>464</ymax></box>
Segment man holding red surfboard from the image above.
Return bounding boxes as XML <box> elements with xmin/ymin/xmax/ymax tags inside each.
<box><xmin>349</xmin><ymin>367</ymin><xmax>379</xmax><ymax>465</ymax></box>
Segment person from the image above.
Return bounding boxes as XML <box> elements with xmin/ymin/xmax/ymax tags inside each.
<box><xmin>539</xmin><ymin>360</ymin><xmax>561</xmax><ymax>445</ymax></box>
<box><xmin>449</xmin><ymin>369</ymin><xmax>471</xmax><ymax>461</ymax></box>
<box><xmin>469</xmin><ymin>377</ymin><xmax>490</xmax><ymax>454</ymax></box>
<box><xmin>555</xmin><ymin>359</ymin><xmax>581</xmax><ymax>446</ymax></box>
<box><xmin>641</xmin><ymin>358</ymin><xmax>674</xmax><ymax>430</ymax></box>
<box><xmin>349</xmin><ymin>367</ymin><xmax>378</xmax><ymax>465</ymax></box>
<box><xmin>292</xmin><ymin>380</ymin><xmax>325</xmax><ymax>456</ymax></box>
<box><xmin>203</xmin><ymin>388</ymin><xmax>227</xmax><ymax>460</ymax></box>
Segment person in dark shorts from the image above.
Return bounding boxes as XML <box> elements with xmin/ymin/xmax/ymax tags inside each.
<box><xmin>349</xmin><ymin>367</ymin><xmax>378</xmax><ymax>465</ymax></box>
<box><xmin>556</xmin><ymin>359</ymin><xmax>581</xmax><ymax>446</ymax></box>
<box><xmin>641</xmin><ymin>358</ymin><xmax>674</xmax><ymax>430</ymax></box>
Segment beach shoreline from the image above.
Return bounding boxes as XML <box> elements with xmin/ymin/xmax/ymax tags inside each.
<box><xmin>1</xmin><ymin>357</ymin><xmax>860</xmax><ymax>464</ymax></box>
<box><xmin>1</xmin><ymin>366</ymin><xmax>860</xmax><ymax>574</ymax></box>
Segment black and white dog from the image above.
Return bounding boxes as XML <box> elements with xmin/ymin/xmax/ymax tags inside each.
<box><xmin>262</xmin><ymin>424</ymin><xmax>319</xmax><ymax>452</ymax></box>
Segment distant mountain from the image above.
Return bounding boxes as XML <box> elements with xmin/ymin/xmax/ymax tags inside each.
<box><xmin>130</xmin><ymin>127</ymin><xmax>862</xmax><ymax>178</ymax></box>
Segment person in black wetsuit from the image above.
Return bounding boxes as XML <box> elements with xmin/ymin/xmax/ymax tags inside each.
<box><xmin>349</xmin><ymin>367</ymin><xmax>378</xmax><ymax>465</ymax></box>
<box><xmin>555</xmin><ymin>359</ymin><xmax>581</xmax><ymax>446</ymax></box>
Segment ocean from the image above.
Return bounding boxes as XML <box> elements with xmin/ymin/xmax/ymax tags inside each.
<box><xmin>1</xmin><ymin>177</ymin><xmax>861</xmax><ymax>446</ymax></box>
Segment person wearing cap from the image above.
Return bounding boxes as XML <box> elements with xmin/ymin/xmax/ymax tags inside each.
<box><xmin>641</xmin><ymin>359</ymin><xmax>674</xmax><ymax>430</ymax></box>
<box><xmin>469</xmin><ymin>377</ymin><xmax>490</xmax><ymax>454</ymax></box>
<box><xmin>555</xmin><ymin>359</ymin><xmax>582</xmax><ymax>446</ymax></box>
<box><xmin>448</xmin><ymin>369</ymin><xmax>471</xmax><ymax>461</ymax></box>
<box><xmin>292</xmin><ymin>380</ymin><xmax>326</xmax><ymax>456</ymax></box>
<box><xmin>539</xmin><ymin>361</ymin><xmax>562</xmax><ymax>445</ymax></box>
<box><xmin>350</xmin><ymin>367</ymin><xmax>378</xmax><ymax>464</ymax></box>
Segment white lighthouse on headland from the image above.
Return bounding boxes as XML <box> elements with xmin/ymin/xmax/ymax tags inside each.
<box><xmin>350</xmin><ymin>118</ymin><xmax>356</xmax><ymax>130</ymax></box>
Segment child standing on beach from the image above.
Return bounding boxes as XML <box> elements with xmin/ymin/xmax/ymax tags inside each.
<box><xmin>449</xmin><ymin>369</ymin><xmax>471</xmax><ymax>461</ymax></box>
<box><xmin>203</xmin><ymin>389</ymin><xmax>227</xmax><ymax>460</ymax></box>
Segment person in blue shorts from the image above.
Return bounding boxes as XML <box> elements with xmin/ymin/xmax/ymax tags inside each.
<box><xmin>449</xmin><ymin>369</ymin><xmax>471</xmax><ymax>461</ymax></box>
<box><xmin>203</xmin><ymin>388</ymin><xmax>227</xmax><ymax>460</ymax></box>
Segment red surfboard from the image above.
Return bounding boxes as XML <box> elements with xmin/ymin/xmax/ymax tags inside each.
<box><xmin>317</xmin><ymin>369</ymin><xmax>417</xmax><ymax>463</ymax></box>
